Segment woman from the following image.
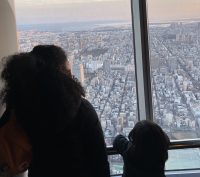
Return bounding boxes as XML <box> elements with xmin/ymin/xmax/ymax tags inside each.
<box><xmin>1</xmin><ymin>45</ymin><xmax>110</xmax><ymax>177</ymax></box>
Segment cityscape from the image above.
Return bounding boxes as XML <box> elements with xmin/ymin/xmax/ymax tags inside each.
<box><xmin>17</xmin><ymin>21</ymin><xmax>200</xmax><ymax>174</ymax></box>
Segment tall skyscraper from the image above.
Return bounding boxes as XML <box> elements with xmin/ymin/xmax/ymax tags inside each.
<box><xmin>103</xmin><ymin>60</ymin><xmax>111</xmax><ymax>73</ymax></box>
<box><xmin>72</xmin><ymin>63</ymin><xmax>85</xmax><ymax>85</ymax></box>
<box><xmin>79</xmin><ymin>63</ymin><xmax>85</xmax><ymax>85</ymax></box>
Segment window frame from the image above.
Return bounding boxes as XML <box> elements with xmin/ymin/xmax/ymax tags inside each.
<box><xmin>131</xmin><ymin>0</ymin><xmax>153</xmax><ymax>121</ymax></box>
<box><xmin>108</xmin><ymin>0</ymin><xmax>200</xmax><ymax>156</ymax></box>
<box><xmin>132</xmin><ymin>0</ymin><xmax>200</xmax><ymax>144</ymax></box>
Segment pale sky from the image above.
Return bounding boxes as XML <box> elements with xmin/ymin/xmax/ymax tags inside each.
<box><xmin>15</xmin><ymin>0</ymin><xmax>200</xmax><ymax>25</ymax></box>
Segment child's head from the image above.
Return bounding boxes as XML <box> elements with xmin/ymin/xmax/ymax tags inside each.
<box><xmin>128</xmin><ymin>120</ymin><xmax>170</xmax><ymax>171</ymax></box>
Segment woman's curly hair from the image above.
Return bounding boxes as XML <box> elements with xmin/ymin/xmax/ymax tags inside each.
<box><xmin>1</xmin><ymin>45</ymin><xmax>85</xmax><ymax>141</ymax></box>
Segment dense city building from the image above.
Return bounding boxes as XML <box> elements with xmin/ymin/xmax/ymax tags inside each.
<box><xmin>17</xmin><ymin>21</ymin><xmax>200</xmax><ymax>174</ymax></box>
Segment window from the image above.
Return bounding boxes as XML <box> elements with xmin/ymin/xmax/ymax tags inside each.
<box><xmin>16</xmin><ymin>1</ymin><xmax>138</xmax><ymax>174</ymax></box>
<box><xmin>14</xmin><ymin>0</ymin><xmax>200</xmax><ymax>175</ymax></box>
<box><xmin>15</xmin><ymin>0</ymin><xmax>137</xmax><ymax>145</ymax></box>
<box><xmin>147</xmin><ymin>0</ymin><xmax>200</xmax><ymax>140</ymax></box>
<box><xmin>109</xmin><ymin>155</ymin><xmax>123</xmax><ymax>175</ymax></box>
<box><xmin>146</xmin><ymin>0</ymin><xmax>200</xmax><ymax>172</ymax></box>
<box><xmin>167</xmin><ymin>148</ymin><xmax>200</xmax><ymax>170</ymax></box>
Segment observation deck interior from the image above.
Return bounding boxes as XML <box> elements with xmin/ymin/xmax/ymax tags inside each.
<box><xmin>1</xmin><ymin>0</ymin><xmax>200</xmax><ymax>177</ymax></box>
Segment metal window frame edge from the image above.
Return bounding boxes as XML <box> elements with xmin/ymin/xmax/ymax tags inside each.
<box><xmin>107</xmin><ymin>0</ymin><xmax>200</xmax><ymax>155</ymax></box>
<box><xmin>131</xmin><ymin>0</ymin><xmax>153</xmax><ymax>121</ymax></box>
<box><xmin>107</xmin><ymin>139</ymin><xmax>200</xmax><ymax>155</ymax></box>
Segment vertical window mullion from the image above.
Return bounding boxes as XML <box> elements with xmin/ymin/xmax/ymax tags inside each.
<box><xmin>131</xmin><ymin>0</ymin><xmax>153</xmax><ymax>121</ymax></box>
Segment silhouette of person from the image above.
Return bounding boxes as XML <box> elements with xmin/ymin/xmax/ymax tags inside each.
<box><xmin>1</xmin><ymin>45</ymin><xmax>110</xmax><ymax>177</ymax></box>
<box><xmin>113</xmin><ymin>120</ymin><xmax>170</xmax><ymax>177</ymax></box>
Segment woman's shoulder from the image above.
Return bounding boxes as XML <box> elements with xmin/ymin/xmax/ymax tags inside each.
<box><xmin>80</xmin><ymin>98</ymin><xmax>94</xmax><ymax>108</ymax></box>
<box><xmin>80</xmin><ymin>98</ymin><xmax>97</xmax><ymax>113</ymax></box>
<box><xmin>78</xmin><ymin>98</ymin><xmax>99</xmax><ymax>124</ymax></box>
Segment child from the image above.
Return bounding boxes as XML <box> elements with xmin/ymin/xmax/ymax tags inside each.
<box><xmin>113</xmin><ymin>120</ymin><xmax>170</xmax><ymax>177</ymax></box>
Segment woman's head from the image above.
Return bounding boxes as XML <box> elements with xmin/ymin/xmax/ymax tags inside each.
<box><xmin>1</xmin><ymin>45</ymin><xmax>85</xmax><ymax>140</ymax></box>
<box><xmin>128</xmin><ymin>120</ymin><xmax>170</xmax><ymax>171</ymax></box>
<box><xmin>30</xmin><ymin>45</ymin><xmax>71</xmax><ymax>75</ymax></box>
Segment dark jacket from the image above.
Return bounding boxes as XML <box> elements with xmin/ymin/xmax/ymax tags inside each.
<box><xmin>113</xmin><ymin>135</ymin><xmax>165</xmax><ymax>177</ymax></box>
<box><xmin>27</xmin><ymin>98</ymin><xmax>110</xmax><ymax>177</ymax></box>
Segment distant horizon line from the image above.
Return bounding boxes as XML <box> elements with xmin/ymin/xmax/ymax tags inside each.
<box><xmin>17</xmin><ymin>20</ymin><xmax>129</xmax><ymax>26</ymax></box>
<box><xmin>17</xmin><ymin>18</ymin><xmax>200</xmax><ymax>26</ymax></box>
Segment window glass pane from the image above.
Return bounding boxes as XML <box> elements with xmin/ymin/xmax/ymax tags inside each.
<box><xmin>109</xmin><ymin>155</ymin><xmax>123</xmax><ymax>175</ymax></box>
<box><xmin>166</xmin><ymin>148</ymin><xmax>200</xmax><ymax>170</ymax></box>
<box><xmin>15</xmin><ymin>0</ymin><xmax>137</xmax><ymax>146</ymax></box>
<box><xmin>147</xmin><ymin>0</ymin><xmax>200</xmax><ymax>140</ymax></box>
<box><xmin>147</xmin><ymin>0</ymin><xmax>200</xmax><ymax>172</ymax></box>
<box><xmin>109</xmin><ymin>148</ymin><xmax>200</xmax><ymax>175</ymax></box>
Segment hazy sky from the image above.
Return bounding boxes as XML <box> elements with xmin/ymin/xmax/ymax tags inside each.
<box><xmin>15</xmin><ymin>0</ymin><xmax>200</xmax><ymax>25</ymax></box>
